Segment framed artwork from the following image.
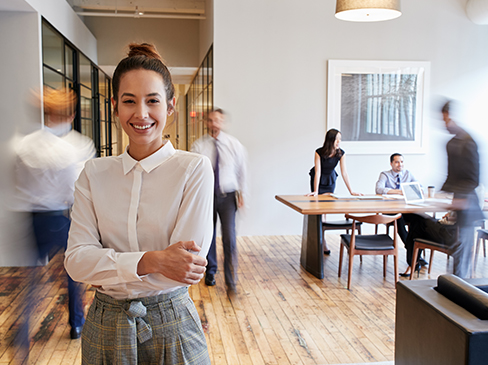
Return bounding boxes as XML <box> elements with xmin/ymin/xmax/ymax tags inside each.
<box><xmin>327</xmin><ymin>60</ymin><xmax>431</xmax><ymax>154</ymax></box>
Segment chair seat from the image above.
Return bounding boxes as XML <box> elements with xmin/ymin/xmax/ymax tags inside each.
<box><xmin>340</xmin><ymin>234</ymin><xmax>394</xmax><ymax>251</ymax></box>
<box><xmin>478</xmin><ymin>229</ymin><xmax>488</xmax><ymax>240</ymax></box>
<box><xmin>415</xmin><ymin>238</ymin><xmax>451</xmax><ymax>250</ymax></box>
<box><xmin>323</xmin><ymin>220</ymin><xmax>363</xmax><ymax>229</ymax></box>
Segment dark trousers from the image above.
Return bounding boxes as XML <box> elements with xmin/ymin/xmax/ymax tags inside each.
<box><xmin>396</xmin><ymin>213</ymin><xmax>415</xmax><ymax>246</ymax></box>
<box><xmin>32</xmin><ymin>212</ymin><xmax>85</xmax><ymax>328</ymax></box>
<box><xmin>404</xmin><ymin>213</ymin><xmax>457</xmax><ymax>266</ymax></box>
<box><xmin>206</xmin><ymin>192</ymin><xmax>238</xmax><ymax>290</ymax></box>
<box><xmin>451</xmin><ymin>192</ymin><xmax>484</xmax><ymax>278</ymax></box>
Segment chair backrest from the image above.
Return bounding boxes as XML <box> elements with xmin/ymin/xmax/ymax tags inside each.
<box><xmin>345</xmin><ymin>213</ymin><xmax>401</xmax><ymax>225</ymax></box>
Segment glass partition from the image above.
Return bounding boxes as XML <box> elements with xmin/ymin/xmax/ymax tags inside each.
<box><xmin>186</xmin><ymin>46</ymin><xmax>213</xmax><ymax>150</ymax></box>
<box><xmin>42</xmin><ymin>22</ymin><xmax>63</xmax><ymax>73</ymax></box>
<box><xmin>41</xmin><ymin>19</ymin><xmax>117</xmax><ymax>156</ymax></box>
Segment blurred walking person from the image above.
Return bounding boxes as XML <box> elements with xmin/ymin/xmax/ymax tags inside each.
<box><xmin>15</xmin><ymin>87</ymin><xmax>95</xmax><ymax>340</ymax></box>
<box><xmin>440</xmin><ymin>100</ymin><xmax>483</xmax><ymax>278</ymax></box>
<box><xmin>192</xmin><ymin>109</ymin><xmax>247</xmax><ymax>296</ymax></box>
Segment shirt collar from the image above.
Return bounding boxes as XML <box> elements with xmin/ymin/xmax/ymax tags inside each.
<box><xmin>44</xmin><ymin>123</ymin><xmax>72</xmax><ymax>137</ymax></box>
<box><xmin>212</xmin><ymin>131</ymin><xmax>228</xmax><ymax>143</ymax></box>
<box><xmin>122</xmin><ymin>141</ymin><xmax>176</xmax><ymax>175</ymax></box>
<box><xmin>391</xmin><ymin>169</ymin><xmax>402</xmax><ymax>178</ymax></box>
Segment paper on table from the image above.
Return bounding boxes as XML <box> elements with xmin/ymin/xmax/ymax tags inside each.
<box><xmin>331</xmin><ymin>194</ymin><xmax>383</xmax><ymax>200</ymax></box>
<box><xmin>382</xmin><ymin>194</ymin><xmax>404</xmax><ymax>200</ymax></box>
<box><xmin>331</xmin><ymin>194</ymin><xmax>356</xmax><ymax>199</ymax></box>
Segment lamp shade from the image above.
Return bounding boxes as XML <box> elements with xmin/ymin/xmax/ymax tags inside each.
<box><xmin>335</xmin><ymin>0</ymin><xmax>401</xmax><ymax>22</ymax></box>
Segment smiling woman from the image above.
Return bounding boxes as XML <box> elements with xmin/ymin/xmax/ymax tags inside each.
<box><xmin>64</xmin><ymin>43</ymin><xmax>213</xmax><ymax>364</ymax></box>
<box><xmin>111</xmin><ymin>43</ymin><xmax>176</xmax><ymax>161</ymax></box>
<box><xmin>115</xmin><ymin>69</ymin><xmax>175</xmax><ymax>160</ymax></box>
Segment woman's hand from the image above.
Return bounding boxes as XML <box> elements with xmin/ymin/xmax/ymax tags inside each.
<box><xmin>350</xmin><ymin>191</ymin><xmax>363</xmax><ymax>196</ymax></box>
<box><xmin>137</xmin><ymin>241</ymin><xmax>207</xmax><ymax>285</ymax></box>
<box><xmin>306</xmin><ymin>191</ymin><xmax>318</xmax><ymax>196</ymax></box>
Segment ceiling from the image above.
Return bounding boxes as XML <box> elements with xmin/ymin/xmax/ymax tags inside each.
<box><xmin>66</xmin><ymin>0</ymin><xmax>205</xmax><ymax>20</ymax></box>
<box><xmin>0</xmin><ymin>0</ymin><xmax>34</xmax><ymax>12</ymax></box>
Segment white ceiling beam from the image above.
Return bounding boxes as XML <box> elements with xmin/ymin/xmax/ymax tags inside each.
<box><xmin>67</xmin><ymin>0</ymin><xmax>205</xmax><ymax>13</ymax></box>
<box><xmin>75</xmin><ymin>11</ymin><xmax>205</xmax><ymax>19</ymax></box>
<box><xmin>74</xmin><ymin>6</ymin><xmax>204</xmax><ymax>14</ymax></box>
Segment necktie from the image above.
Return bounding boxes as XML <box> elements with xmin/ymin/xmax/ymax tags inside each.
<box><xmin>214</xmin><ymin>139</ymin><xmax>220</xmax><ymax>194</ymax></box>
<box><xmin>395</xmin><ymin>175</ymin><xmax>401</xmax><ymax>189</ymax></box>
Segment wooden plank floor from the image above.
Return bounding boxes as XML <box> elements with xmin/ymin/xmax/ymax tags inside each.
<box><xmin>1</xmin><ymin>233</ymin><xmax>488</xmax><ymax>365</ymax></box>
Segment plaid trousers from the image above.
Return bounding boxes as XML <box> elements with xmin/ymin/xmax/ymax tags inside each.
<box><xmin>81</xmin><ymin>287</ymin><xmax>210</xmax><ymax>364</ymax></box>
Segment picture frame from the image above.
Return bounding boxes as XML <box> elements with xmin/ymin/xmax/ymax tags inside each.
<box><xmin>327</xmin><ymin>60</ymin><xmax>431</xmax><ymax>154</ymax></box>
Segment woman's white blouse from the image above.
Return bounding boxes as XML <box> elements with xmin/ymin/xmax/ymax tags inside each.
<box><xmin>64</xmin><ymin>142</ymin><xmax>214</xmax><ymax>299</ymax></box>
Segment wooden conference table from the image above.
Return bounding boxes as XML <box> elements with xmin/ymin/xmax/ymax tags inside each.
<box><xmin>275</xmin><ymin>194</ymin><xmax>454</xmax><ymax>279</ymax></box>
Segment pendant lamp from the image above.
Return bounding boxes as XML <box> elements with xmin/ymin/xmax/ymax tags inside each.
<box><xmin>335</xmin><ymin>0</ymin><xmax>401</xmax><ymax>22</ymax></box>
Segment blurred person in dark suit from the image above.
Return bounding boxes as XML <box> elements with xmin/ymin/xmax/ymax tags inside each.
<box><xmin>440</xmin><ymin>100</ymin><xmax>483</xmax><ymax>278</ymax></box>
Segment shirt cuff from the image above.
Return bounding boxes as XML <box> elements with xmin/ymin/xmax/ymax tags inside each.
<box><xmin>116</xmin><ymin>251</ymin><xmax>146</xmax><ymax>283</ymax></box>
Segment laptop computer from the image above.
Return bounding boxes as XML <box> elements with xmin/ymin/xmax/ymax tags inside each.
<box><xmin>401</xmin><ymin>182</ymin><xmax>429</xmax><ymax>206</ymax></box>
<box><xmin>401</xmin><ymin>182</ymin><xmax>450</xmax><ymax>206</ymax></box>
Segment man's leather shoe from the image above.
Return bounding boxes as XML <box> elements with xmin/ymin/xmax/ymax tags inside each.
<box><xmin>70</xmin><ymin>326</ymin><xmax>83</xmax><ymax>340</ymax></box>
<box><xmin>205</xmin><ymin>274</ymin><xmax>216</xmax><ymax>286</ymax></box>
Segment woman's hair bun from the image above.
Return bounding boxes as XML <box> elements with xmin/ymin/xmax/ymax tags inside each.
<box><xmin>127</xmin><ymin>43</ymin><xmax>163</xmax><ymax>62</ymax></box>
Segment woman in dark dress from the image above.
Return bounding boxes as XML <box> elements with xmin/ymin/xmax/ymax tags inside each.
<box><xmin>307</xmin><ymin>129</ymin><xmax>361</xmax><ymax>253</ymax></box>
<box><xmin>309</xmin><ymin>129</ymin><xmax>359</xmax><ymax>196</ymax></box>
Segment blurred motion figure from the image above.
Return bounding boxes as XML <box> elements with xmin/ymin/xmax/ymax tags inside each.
<box><xmin>440</xmin><ymin>100</ymin><xmax>483</xmax><ymax>278</ymax></box>
<box><xmin>192</xmin><ymin>109</ymin><xmax>247</xmax><ymax>296</ymax></box>
<box><xmin>15</xmin><ymin>87</ymin><xmax>95</xmax><ymax>339</ymax></box>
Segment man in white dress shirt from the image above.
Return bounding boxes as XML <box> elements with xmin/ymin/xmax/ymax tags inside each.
<box><xmin>375</xmin><ymin>153</ymin><xmax>417</xmax><ymax>195</ymax></box>
<box><xmin>191</xmin><ymin>109</ymin><xmax>247</xmax><ymax>295</ymax></box>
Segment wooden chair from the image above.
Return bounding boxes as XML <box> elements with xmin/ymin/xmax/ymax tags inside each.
<box><xmin>474</xmin><ymin>228</ymin><xmax>488</xmax><ymax>271</ymax></box>
<box><xmin>409</xmin><ymin>238</ymin><xmax>452</xmax><ymax>280</ymax></box>
<box><xmin>323</xmin><ymin>217</ymin><xmax>362</xmax><ymax>235</ymax></box>
<box><xmin>338</xmin><ymin>213</ymin><xmax>401</xmax><ymax>290</ymax></box>
<box><xmin>375</xmin><ymin>221</ymin><xmax>394</xmax><ymax>235</ymax></box>
<box><xmin>322</xmin><ymin>217</ymin><xmax>362</xmax><ymax>253</ymax></box>
<box><xmin>410</xmin><ymin>220</ymin><xmax>483</xmax><ymax>278</ymax></box>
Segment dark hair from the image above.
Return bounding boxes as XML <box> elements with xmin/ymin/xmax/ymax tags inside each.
<box><xmin>112</xmin><ymin>43</ymin><xmax>175</xmax><ymax>113</ymax></box>
<box><xmin>390</xmin><ymin>153</ymin><xmax>403</xmax><ymax>163</ymax></box>
<box><xmin>441</xmin><ymin>100</ymin><xmax>451</xmax><ymax>114</ymax></box>
<box><xmin>320</xmin><ymin>129</ymin><xmax>343</xmax><ymax>158</ymax></box>
<box><xmin>212</xmin><ymin>108</ymin><xmax>225</xmax><ymax>116</ymax></box>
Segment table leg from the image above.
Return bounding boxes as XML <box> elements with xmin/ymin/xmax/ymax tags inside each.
<box><xmin>300</xmin><ymin>214</ymin><xmax>324</xmax><ymax>279</ymax></box>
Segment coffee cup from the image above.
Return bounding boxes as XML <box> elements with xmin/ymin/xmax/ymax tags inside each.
<box><xmin>428</xmin><ymin>186</ymin><xmax>435</xmax><ymax>198</ymax></box>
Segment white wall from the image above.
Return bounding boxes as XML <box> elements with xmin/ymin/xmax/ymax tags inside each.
<box><xmin>0</xmin><ymin>11</ymin><xmax>43</xmax><ymax>265</ymax></box>
<box><xmin>25</xmin><ymin>0</ymin><xmax>97</xmax><ymax>62</ymax></box>
<box><xmin>199</xmin><ymin>0</ymin><xmax>213</xmax><ymax>60</ymax></box>
<box><xmin>214</xmin><ymin>0</ymin><xmax>488</xmax><ymax>235</ymax></box>
<box><xmin>83</xmin><ymin>17</ymin><xmax>200</xmax><ymax>67</ymax></box>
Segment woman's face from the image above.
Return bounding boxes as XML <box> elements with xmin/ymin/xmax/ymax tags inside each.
<box><xmin>334</xmin><ymin>133</ymin><xmax>342</xmax><ymax>149</ymax></box>
<box><xmin>113</xmin><ymin>69</ymin><xmax>174</xmax><ymax>159</ymax></box>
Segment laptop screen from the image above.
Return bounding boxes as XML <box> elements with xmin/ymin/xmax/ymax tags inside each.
<box><xmin>402</xmin><ymin>182</ymin><xmax>424</xmax><ymax>203</ymax></box>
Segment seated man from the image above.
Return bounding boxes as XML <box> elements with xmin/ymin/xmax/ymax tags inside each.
<box><xmin>375</xmin><ymin>153</ymin><xmax>417</xmax><ymax>196</ymax></box>
<box><xmin>375</xmin><ymin>153</ymin><xmax>426</xmax><ymax>265</ymax></box>
<box><xmin>400</xmin><ymin>212</ymin><xmax>457</xmax><ymax>277</ymax></box>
